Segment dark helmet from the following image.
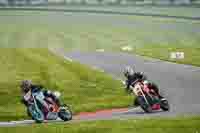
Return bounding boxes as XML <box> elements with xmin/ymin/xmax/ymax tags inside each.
<box><xmin>123</xmin><ymin>66</ymin><xmax>135</xmax><ymax>78</ymax></box>
<box><xmin>20</xmin><ymin>80</ymin><xmax>32</xmax><ymax>93</ymax></box>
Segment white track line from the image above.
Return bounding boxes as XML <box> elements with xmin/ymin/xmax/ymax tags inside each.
<box><xmin>0</xmin><ymin>119</ymin><xmax>67</xmax><ymax>127</ymax></box>
<box><xmin>63</xmin><ymin>55</ymin><xmax>105</xmax><ymax>73</ymax></box>
<box><xmin>115</xmin><ymin>78</ymin><xmax>126</xmax><ymax>85</ymax></box>
<box><xmin>92</xmin><ymin>66</ymin><xmax>105</xmax><ymax>72</ymax></box>
<box><xmin>11</xmin><ymin>120</ymin><xmax>34</xmax><ymax>124</ymax></box>
<box><xmin>49</xmin><ymin>48</ymin><xmax>73</xmax><ymax>62</ymax></box>
<box><xmin>64</xmin><ymin>56</ymin><xmax>73</xmax><ymax>62</ymax></box>
<box><xmin>96</xmin><ymin>49</ymin><xmax>105</xmax><ymax>52</ymax></box>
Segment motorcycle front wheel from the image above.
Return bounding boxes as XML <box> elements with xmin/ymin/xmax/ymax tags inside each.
<box><xmin>137</xmin><ymin>96</ymin><xmax>152</xmax><ymax>113</ymax></box>
<box><xmin>28</xmin><ymin>105</ymin><xmax>44</xmax><ymax>123</ymax></box>
<box><xmin>58</xmin><ymin>106</ymin><xmax>72</xmax><ymax>121</ymax></box>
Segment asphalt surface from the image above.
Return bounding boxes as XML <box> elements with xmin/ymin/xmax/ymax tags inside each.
<box><xmin>65</xmin><ymin>51</ymin><xmax>200</xmax><ymax>116</ymax></box>
<box><xmin>1</xmin><ymin>6</ymin><xmax>200</xmax><ymax>20</ymax></box>
<box><xmin>4</xmin><ymin>50</ymin><xmax>196</xmax><ymax>126</ymax></box>
<box><xmin>0</xmin><ymin>7</ymin><xmax>200</xmax><ymax>126</ymax></box>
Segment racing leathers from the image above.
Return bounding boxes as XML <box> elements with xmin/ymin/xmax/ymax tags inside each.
<box><xmin>21</xmin><ymin>84</ymin><xmax>62</xmax><ymax>108</ymax></box>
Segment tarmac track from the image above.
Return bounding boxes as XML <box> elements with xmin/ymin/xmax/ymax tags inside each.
<box><xmin>0</xmin><ymin>7</ymin><xmax>200</xmax><ymax>126</ymax></box>
<box><xmin>1</xmin><ymin>7</ymin><xmax>200</xmax><ymax>20</ymax></box>
<box><xmin>65</xmin><ymin>51</ymin><xmax>200</xmax><ymax>116</ymax></box>
<box><xmin>1</xmin><ymin>51</ymin><xmax>200</xmax><ymax>127</ymax></box>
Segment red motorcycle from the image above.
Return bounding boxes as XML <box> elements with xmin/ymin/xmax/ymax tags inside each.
<box><xmin>130</xmin><ymin>79</ymin><xmax>170</xmax><ymax>113</ymax></box>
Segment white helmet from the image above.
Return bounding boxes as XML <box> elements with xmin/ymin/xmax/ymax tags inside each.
<box><xmin>123</xmin><ymin>66</ymin><xmax>135</xmax><ymax>78</ymax></box>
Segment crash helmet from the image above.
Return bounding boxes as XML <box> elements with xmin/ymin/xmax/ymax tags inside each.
<box><xmin>123</xmin><ymin>66</ymin><xmax>135</xmax><ymax>78</ymax></box>
<box><xmin>20</xmin><ymin>80</ymin><xmax>32</xmax><ymax>93</ymax></box>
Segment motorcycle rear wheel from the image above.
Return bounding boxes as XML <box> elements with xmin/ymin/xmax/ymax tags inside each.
<box><xmin>58</xmin><ymin>106</ymin><xmax>72</xmax><ymax>121</ymax></box>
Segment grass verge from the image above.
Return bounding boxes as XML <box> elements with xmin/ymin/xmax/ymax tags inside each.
<box><xmin>0</xmin><ymin>11</ymin><xmax>199</xmax><ymax>120</ymax></box>
<box><xmin>0</xmin><ymin>116</ymin><xmax>200</xmax><ymax>133</ymax></box>
<box><xmin>0</xmin><ymin>48</ymin><xmax>132</xmax><ymax>121</ymax></box>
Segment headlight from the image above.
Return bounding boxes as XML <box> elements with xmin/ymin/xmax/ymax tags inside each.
<box><xmin>54</xmin><ymin>91</ymin><xmax>61</xmax><ymax>98</ymax></box>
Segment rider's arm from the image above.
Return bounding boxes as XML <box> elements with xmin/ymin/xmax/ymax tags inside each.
<box><xmin>43</xmin><ymin>89</ymin><xmax>53</xmax><ymax>97</ymax></box>
<box><xmin>136</xmin><ymin>72</ymin><xmax>147</xmax><ymax>80</ymax></box>
<box><xmin>31</xmin><ymin>85</ymin><xmax>43</xmax><ymax>93</ymax></box>
<box><xmin>43</xmin><ymin>89</ymin><xmax>62</xmax><ymax>106</ymax></box>
<box><xmin>126</xmin><ymin>75</ymin><xmax>137</xmax><ymax>91</ymax></box>
<box><xmin>43</xmin><ymin>89</ymin><xmax>58</xmax><ymax>100</ymax></box>
<box><xmin>126</xmin><ymin>79</ymin><xmax>131</xmax><ymax>89</ymax></box>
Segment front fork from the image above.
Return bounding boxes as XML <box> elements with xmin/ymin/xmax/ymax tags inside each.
<box><xmin>131</xmin><ymin>84</ymin><xmax>150</xmax><ymax>106</ymax></box>
<box><xmin>138</xmin><ymin>87</ymin><xmax>150</xmax><ymax>106</ymax></box>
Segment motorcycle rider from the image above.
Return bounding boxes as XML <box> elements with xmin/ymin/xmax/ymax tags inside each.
<box><xmin>20</xmin><ymin>80</ymin><xmax>63</xmax><ymax>110</ymax></box>
<box><xmin>123</xmin><ymin>66</ymin><xmax>164</xmax><ymax>105</ymax></box>
<box><xmin>123</xmin><ymin>66</ymin><xmax>146</xmax><ymax>92</ymax></box>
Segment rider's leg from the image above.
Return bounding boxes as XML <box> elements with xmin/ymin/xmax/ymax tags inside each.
<box><xmin>44</xmin><ymin>90</ymin><xmax>63</xmax><ymax>107</ymax></box>
<box><xmin>150</xmin><ymin>82</ymin><xmax>164</xmax><ymax>99</ymax></box>
<box><xmin>51</xmin><ymin>94</ymin><xmax>63</xmax><ymax>107</ymax></box>
<box><xmin>52</xmin><ymin>96</ymin><xmax>68</xmax><ymax>111</ymax></box>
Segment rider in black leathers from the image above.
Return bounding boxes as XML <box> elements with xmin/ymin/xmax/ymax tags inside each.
<box><xmin>123</xmin><ymin>66</ymin><xmax>164</xmax><ymax>106</ymax></box>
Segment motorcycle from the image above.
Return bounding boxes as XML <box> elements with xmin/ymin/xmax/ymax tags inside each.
<box><xmin>129</xmin><ymin>79</ymin><xmax>170</xmax><ymax>113</ymax></box>
<box><xmin>23</xmin><ymin>90</ymin><xmax>72</xmax><ymax>123</ymax></box>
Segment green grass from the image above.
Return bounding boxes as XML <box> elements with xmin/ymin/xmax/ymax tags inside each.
<box><xmin>0</xmin><ymin>11</ymin><xmax>200</xmax><ymax>66</ymax></box>
<box><xmin>1</xmin><ymin>116</ymin><xmax>200</xmax><ymax>133</ymax></box>
<box><xmin>0</xmin><ymin>48</ymin><xmax>132</xmax><ymax>121</ymax></box>
<box><xmin>0</xmin><ymin>11</ymin><xmax>200</xmax><ymax>121</ymax></box>
<box><xmin>134</xmin><ymin>45</ymin><xmax>200</xmax><ymax>66</ymax></box>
